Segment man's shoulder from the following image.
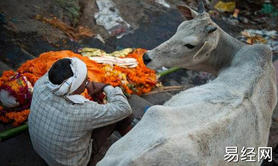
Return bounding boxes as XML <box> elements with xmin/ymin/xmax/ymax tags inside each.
<box><xmin>33</xmin><ymin>74</ymin><xmax>49</xmax><ymax>92</ymax></box>
<box><xmin>32</xmin><ymin>74</ymin><xmax>54</xmax><ymax>103</ymax></box>
<box><xmin>34</xmin><ymin>74</ymin><xmax>48</xmax><ymax>87</ymax></box>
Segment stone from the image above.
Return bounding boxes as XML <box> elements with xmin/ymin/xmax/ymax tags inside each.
<box><xmin>142</xmin><ymin>92</ymin><xmax>173</xmax><ymax>105</ymax></box>
<box><xmin>128</xmin><ymin>95</ymin><xmax>153</xmax><ymax>119</ymax></box>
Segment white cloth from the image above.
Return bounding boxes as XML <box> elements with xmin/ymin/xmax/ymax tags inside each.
<box><xmin>47</xmin><ymin>57</ymin><xmax>89</xmax><ymax>104</ymax></box>
<box><xmin>89</xmin><ymin>56</ymin><xmax>138</xmax><ymax>68</ymax></box>
<box><xmin>0</xmin><ymin>89</ymin><xmax>19</xmax><ymax>108</ymax></box>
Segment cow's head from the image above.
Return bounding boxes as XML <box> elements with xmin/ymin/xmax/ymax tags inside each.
<box><xmin>144</xmin><ymin>1</ymin><xmax>220</xmax><ymax>71</ymax></box>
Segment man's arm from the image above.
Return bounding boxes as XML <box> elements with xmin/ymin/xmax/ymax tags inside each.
<box><xmin>72</xmin><ymin>85</ymin><xmax>132</xmax><ymax>130</ymax></box>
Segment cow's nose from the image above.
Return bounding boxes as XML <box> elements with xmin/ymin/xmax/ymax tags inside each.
<box><xmin>143</xmin><ymin>52</ymin><xmax>152</xmax><ymax>65</ymax></box>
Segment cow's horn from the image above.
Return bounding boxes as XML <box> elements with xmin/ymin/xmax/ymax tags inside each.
<box><xmin>198</xmin><ymin>0</ymin><xmax>205</xmax><ymax>13</ymax></box>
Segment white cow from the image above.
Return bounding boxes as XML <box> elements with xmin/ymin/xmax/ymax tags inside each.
<box><xmin>98</xmin><ymin>2</ymin><xmax>277</xmax><ymax>166</ymax></box>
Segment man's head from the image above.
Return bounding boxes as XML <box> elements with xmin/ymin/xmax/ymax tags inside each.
<box><xmin>48</xmin><ymin>58</ymin><xmax>73</xmax><ymax>85</ymax></box>
<box><xmin>48</xmin><ymin>58</ymin><xmax>88</xmax><ymax>95</ymax></box>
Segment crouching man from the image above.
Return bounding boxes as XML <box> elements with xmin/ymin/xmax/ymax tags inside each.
<box><xmin>28</xmin><ymin>58</ymin><xmax>132</xmax><ymax>166</ymax></box>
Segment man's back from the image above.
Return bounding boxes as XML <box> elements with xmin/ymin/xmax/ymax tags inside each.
<box><xmin>29</xmin><ymin>74</ymin><xmax>92</xmax><ymax>166</ymax></box>
<box><xmin>29</xmin><ymin>73</ymin><xmax>132</xmax><ymax>166</ymax></box>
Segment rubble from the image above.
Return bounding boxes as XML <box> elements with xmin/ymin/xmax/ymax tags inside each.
<box><xmin>214</xmin><ymin>0</ymin><xmax>236</xmax><ymax>12</ymax></box>
<box><xmin>94</xmin><ymin>0</ymin><xmax>132</xmax><ymax>38</ymax></box>
<box><xmin>261</xmin><ymin>0</ymin><xmax>278</xmax><ymax>17</ymax></box>
<box><xmin>155</xmin><ymin>0</ymin><xmax>171</xmax><ymax>8</ymax></box>
<box><xmin>239</xmin><ymin>29</ymin><xmax>278</xmax><ymax>55</ymax></box>
<box><xmin>35</xmin><ymin>15</ymin><xmax>94</xmax><ymax>40</ymax></box>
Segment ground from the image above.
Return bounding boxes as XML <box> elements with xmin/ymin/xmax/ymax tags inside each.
<box><xmin>0</xmin><ymin>0</ymin><xmax>278</xmax><ymax>165</ymax></box>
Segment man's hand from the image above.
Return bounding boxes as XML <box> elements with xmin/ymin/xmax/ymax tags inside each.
<box><xmin>87</xmin><ymin>81</ymin><xmax>107</xmax><ymax>96</ymax></box>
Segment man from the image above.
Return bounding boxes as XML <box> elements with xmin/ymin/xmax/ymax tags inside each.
<box><xmin>28</xmin><ymin>57</ymin><xmax>133</xmax><ymax>166</ymax></box>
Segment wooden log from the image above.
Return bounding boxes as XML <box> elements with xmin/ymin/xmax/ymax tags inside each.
<box><xmin>143</xmin><ymin>85</ymin><xmax>193</xmax><ymax>95</ymax></box>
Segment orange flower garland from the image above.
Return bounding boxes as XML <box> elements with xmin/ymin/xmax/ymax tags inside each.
<box><xmin>0</xmin><ymin>49</ymin><xmax>157</xmax><ymax>126</ymax></box>
<box><xmin>5</xmin><ymin>110</ymin><xmax>30</xmax><ymax>126</ymax></box>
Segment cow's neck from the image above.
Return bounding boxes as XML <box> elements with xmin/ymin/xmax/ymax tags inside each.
<box><xmin>199</xmin><ymin>30</ymin><xmax>245</xmax><ymax>75</ymax></box>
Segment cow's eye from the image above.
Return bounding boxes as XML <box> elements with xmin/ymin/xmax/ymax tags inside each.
<box><xmin>184</xmin><ymin>44</ymin><xmax>195</xmax><ymax>49</ymax></box>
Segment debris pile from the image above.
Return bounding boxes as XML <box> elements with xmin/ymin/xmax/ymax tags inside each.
<box><xmin>211</xmin><ymin>0</ymin><xmax>278</xmax><ymax>28</ymax></box>
<box><xmin>155</xmin><ymin>0</ymin><xmax>171</xmax><ymax>8</ymax></box>
<box><xmin>94</xmin><ymin>0</ymin><xmax>131</xmax><ymax>38</ymax></box>
<box><xmin>35</xmin><ymin>15</ymin><xmax>94</xmax><ymax>40</ymax></box>
<box><xmin>214</xmin><ymin>0</ymin><xmax>236</xmax><ymax>12</ymax></box>
<box><xmin>239</xmin><ymin>29</ymin><xmax>278</xmax><ymax>55</ymax></box>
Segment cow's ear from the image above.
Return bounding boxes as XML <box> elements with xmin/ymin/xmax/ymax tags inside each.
<box><xmin>177</xmin><ymin>5</ymin><xmax>198</xmax><ymax>20</ymax></box>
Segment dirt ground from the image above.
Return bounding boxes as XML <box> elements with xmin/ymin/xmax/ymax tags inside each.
<box><xmin>0</xmin><ymin>0</ymin><xmax>278</xmax><ymax>165</ymax></box>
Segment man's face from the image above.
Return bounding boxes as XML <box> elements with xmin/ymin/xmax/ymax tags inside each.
<box><xmin>72</xmin><ymin>75</ymin><xmax>89</xmax><ymax>95</ymax></box>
